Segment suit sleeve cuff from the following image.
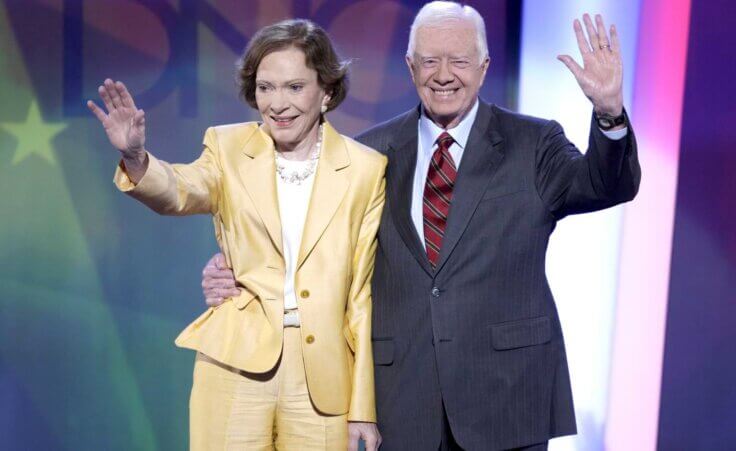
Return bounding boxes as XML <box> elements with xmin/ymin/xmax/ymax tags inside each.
<box><xmin>113</xmin><ymin>152</ymin><xmax>168</xmax><ymax>196</ymax></box>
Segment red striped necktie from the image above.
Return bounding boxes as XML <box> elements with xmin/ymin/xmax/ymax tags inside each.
<box><xmin>423</xmin><ymin>131</ymin><xmax>457</xmax><ymax>267</ymax></box>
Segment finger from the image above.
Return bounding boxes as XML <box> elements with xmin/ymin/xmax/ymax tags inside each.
<box><xmin>347</xmin><ymin>436</ymin><xmax>359</xmax><ymax>451</ymax></box>
<box><xmin>205</xmin><ymin>297</ymin><xmax>224</xmax><ymax>307</ymax></box>
<box><xmin>116</xmin><ymin>81</ymin><xmax>137</xmax><ymax>109</ymax></box>
<box><xmin>202</xmin><ymin>277</ymin><xmax>229</xmax><ymax>289</ymax></box>
<box><xmin>206</xmin><ymin>288</ymin><xmax>225</xmax><ymax>299</ymax></box>
<box><xmin>87</xmin><ymin>100</ymin><xmax>108</xmax><ymax>122</ymax></box>
<box><xmin>365</xmin><ymin>435</ymin><xmax>378</xmax><ymax>451</ymax></box>
<box><xmin>610</xmin><ymin>24</ymin><xmax>621</xmax><ymax>53</ymax></box>
<box><xmin>204</xmin><ymin>255</ymin><xmax>217</xmax><ymax>269</ymax></box>
<box><xmin>205</xmin><ymin>253</ymin><xmax>222</xmax><ymax>269</ymax></box>
<box><xmin>132</xmin><ymin>110</ymin><xmax>146</xmax><ymax>145</ymax></box>
<box><xmin>98</xmin><ymin>84</ymin><xmax>114</xmax><ymax>112</ymax></box>
<box><xmin>104</xmin><ymin>78</ymin><xmax>123</xmax><ymax>109</ymax></box>
<box><xmin>596</xmin><ymin>14</ymin><xmax>610</xmax><ymax>49</ymax></box>
<box><xmin>204</xmin><ymin>288</ymin><xmax>239</xmax><ymax>297</ymax></box>
<box><xmin>557</xmin><ymin>55</ymin><xmax>584</xmax><ymax>80</ymax></box>
<box><xmin>220</xmin><ymin>288</ymin><xmax>239</xmax><ymax>298</ymax></box>
<box><xmin>134</xmin><ymin>109</ymin><xmax>146</xmax><ymax>128</ymax></box>
<box><xmin>203</xmin><ymin>264</ymin><xmax>236</xmax><ymax>279</ymax></box>
<box><xmin>202</xmin><ymin>260</ymin><xmax>219</xmax><ymax>275</ymax></box>
<box><xmin>213</xmin><ymin>253</ymin><xmax>227</xmax><ymax>269</ymax></box>
<box><xmin>583</xmin><ymin>13</ymin><xmax>600</xmax><ymax>51</ymax></box>
<box><xmin>202</xmin><ymin>277</ymin><xmax>237</xmax><ymax>290</ymax></box>
<box><xmin>203</xmin><ymin>272</ymin><xmax>236</xmax><ymax>284</ymax></box>
<box><xmin>205</xmin><ymin>288</ymin><xmax>238</xmax><ymax>299</ymax></box>
<box><xmin>573</xmin><ymin>19</ymin><xmax>592</xmax><ymax>56</ymax></box>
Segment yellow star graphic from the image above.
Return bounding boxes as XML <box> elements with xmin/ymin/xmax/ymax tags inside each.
<box><xmin>1</xmin><ymin>101</ymin><xmax>68</xmax><ymax>165</ymax></box>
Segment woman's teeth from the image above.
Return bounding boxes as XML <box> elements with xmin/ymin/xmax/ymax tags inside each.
<box><xmin>272</xmin><ymin>116</ymin><xmax>297</xmax><ymax>125</ymax></box>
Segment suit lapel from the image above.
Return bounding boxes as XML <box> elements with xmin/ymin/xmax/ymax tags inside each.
<box><xmin>238</xmin><ymin>126</ymin><xmax>284</xmax><ymax>256</ymax></box>
<box><xmin>386</xmin><ymin>107</ymin><xmax>433</xmax><ymax>276</ymax></box>
<box><xmin>297</xmin><ymin>122</ymin><xmax>350</xmax><ymax>270</ymax></box>
<box><xmin>434</xmin><ymin>102</ymin><xmax>505</xmax><ymax>274</ymax></box>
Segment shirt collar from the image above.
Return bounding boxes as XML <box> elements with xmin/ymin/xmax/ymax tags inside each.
<box><xmin>419</xmin><ymin>98</ymin><xmax>479</xmax><ymax>153</ymax></box>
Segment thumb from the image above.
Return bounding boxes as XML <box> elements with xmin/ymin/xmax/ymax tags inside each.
<box><xmin>214</xmin><ymin>252</ymin><xmax>227</xmax><ymax>269</ymax></box>
<box><xmin>134</xmin><ymin>109</ymin><xmax>146</xmax><ymax>127</ymax></box>
<box><xmin>557</xmin><ymin>55</ymin><xmax>584</xmax><ymax>81</ymax></box>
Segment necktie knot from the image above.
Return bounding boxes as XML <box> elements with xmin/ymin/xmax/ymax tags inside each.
<box><xmin>436</xmin><ymin>132</ymin><xmax>454</xmax><ymax>151</ymax></box>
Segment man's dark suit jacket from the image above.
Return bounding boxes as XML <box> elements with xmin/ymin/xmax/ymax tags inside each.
<box><xmin>354</xmin><ymin>99</ymin><xmax>640</xmax><ymax>450</ymax></box>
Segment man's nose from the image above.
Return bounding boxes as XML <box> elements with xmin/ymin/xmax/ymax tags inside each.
<box><xmin>434</xmin><ymin>60</ymin><xmax>455</xmax><ymax>84</ymax></box>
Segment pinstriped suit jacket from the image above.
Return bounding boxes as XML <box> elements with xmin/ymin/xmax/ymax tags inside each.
<box><xmin>355</xmin><ymin>100</ymin><xmax>640</xmax><ymax>450</ymax></box>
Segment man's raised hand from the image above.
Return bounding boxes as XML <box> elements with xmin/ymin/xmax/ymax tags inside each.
<box><xmin>557</xmin><ymin>14</ymin><xmax>624</xmax><ymax>116</ymax></box>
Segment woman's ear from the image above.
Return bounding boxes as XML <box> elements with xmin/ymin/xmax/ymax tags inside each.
<box><xmin>321</xmin><ymin>93</ymin><xmax>331</xmax><ymax>114</ymax></box>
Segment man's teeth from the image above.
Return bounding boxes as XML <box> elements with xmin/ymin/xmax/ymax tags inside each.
<box><xmin>434</xmin><ymin>89</ymin><xmax>457</xmax><ymax>95</ymax></box>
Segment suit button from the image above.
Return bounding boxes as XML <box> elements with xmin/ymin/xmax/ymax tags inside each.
<box><xmin>305</xmin><ymin>335</ymin><xmax>315</xmax><ymax>344</ymax></box>
<box><xmin>431</xmin><ymin>287</ymin><xmax>440</xmax><ymax>297</ymax></box>
<box><xmin>300</xmin><ymin>290</ymin><xmax>310</xmax><ymax>299</ymax></box>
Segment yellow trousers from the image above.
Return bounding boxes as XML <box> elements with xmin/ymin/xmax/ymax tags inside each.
<box><xmin>189</xmin><ymin>328</ymin><xmax>348</xmax><ymax>450</ymax></box>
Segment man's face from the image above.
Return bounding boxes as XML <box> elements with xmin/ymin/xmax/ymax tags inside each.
<box><xmin>407</xmin><ymin>20</ymin><xmax>489</xmax><ymax>129</ymax></box>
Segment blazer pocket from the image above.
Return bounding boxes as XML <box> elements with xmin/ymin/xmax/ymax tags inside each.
<box><xmin>372</xmin><ymin>338</ymin><xmax>394</xmax><ymax>365</ymax></box>
<box><xmin>491</xmin><ymin>316</ymin><xmax>551</xmax><ymax>350</ymax></box>
<box><xmin>481</xmin><ymin>187</ymin><xmax>527</xmax><ymax>202</ymax></box>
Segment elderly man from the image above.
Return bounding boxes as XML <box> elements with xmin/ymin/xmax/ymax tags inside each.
<box><xmin>200</xmin><ymin>2</ymin><xmax>639</xmax><ymax>450</ymax></box>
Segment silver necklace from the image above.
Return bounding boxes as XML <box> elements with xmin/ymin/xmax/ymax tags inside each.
<box><xmin>275</xmin><ymin>125</ymin><xmax>323</xmax><ymax>185</ymax></box>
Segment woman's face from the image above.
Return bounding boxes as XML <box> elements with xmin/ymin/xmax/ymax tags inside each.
<box><xmin>255</xmin><ymin>47</ymin><xmax>329</xmax><ymax>150</ymax></box>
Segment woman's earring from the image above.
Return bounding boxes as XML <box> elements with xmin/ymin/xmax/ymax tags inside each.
<box><xmin>320</xmin><ymin>104</ymin><xmax>327</xmax><ymax>114</ymax></box>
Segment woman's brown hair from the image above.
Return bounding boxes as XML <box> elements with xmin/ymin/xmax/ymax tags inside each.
<box><xmin>237</xmin><ymin>19</ymin><xmax>350</xmax><ymax>112</ymax></box>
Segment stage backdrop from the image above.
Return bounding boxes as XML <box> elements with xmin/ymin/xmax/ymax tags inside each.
<box><xmin>657</xmin><ymin>0</ymin><xmax>736</xmax><ymax>448</ymax></box>
<box><xmin>0</xmin><ymin>1</ymin><xmax>519</xmax><ymax>449</ymax></box>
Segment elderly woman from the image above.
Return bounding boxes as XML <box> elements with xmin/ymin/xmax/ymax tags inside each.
<box><xmin>88</xmin><ymin>20</ymin><xmax>385</xmax><ymax>451</ymax></box>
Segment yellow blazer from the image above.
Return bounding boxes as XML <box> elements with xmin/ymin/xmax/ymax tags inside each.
<box><xmin>114</xmin><ymin>121</ymin><xmax>387</xmax><ymax>422</ymax></box>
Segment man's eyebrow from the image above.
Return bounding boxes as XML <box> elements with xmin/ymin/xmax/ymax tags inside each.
<box><xmin>415</xmin><ymin>54</ymin><xmax>473</xmax><ymax>60</ymax></box>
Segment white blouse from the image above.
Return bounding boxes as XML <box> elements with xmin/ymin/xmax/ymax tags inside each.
<box><xmin>275</xmin><ymin>157</ymin><xmax>318</xmax><ymax>312</ymax></box>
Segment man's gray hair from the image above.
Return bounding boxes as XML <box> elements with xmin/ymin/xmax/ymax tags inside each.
<box><xmin>406</xmin><ymin>1</ymin><xmax>489</xmax><ymax>63</ymax></box>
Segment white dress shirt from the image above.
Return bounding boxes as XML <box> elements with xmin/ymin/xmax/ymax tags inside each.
<box><xmin>410</xmin><ymin>99</ymin><xmax>628</xmax><ymax>240</ymax></box>
<box><xmin>411</xmin><ymin>100</ymin><xmax>479</xmax><ymax>243</ymax></box>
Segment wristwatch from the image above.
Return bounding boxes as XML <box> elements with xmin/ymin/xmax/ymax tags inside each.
<box><xmin>594</xmin><ymin>111</ymin><xmax>626</xmax><ymax>130</ymax></box>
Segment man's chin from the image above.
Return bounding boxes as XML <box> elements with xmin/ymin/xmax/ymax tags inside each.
<box><xmin>426</xmin><ymin>107</ymin><xmax>465</xmax><ymax>128</ymax></box>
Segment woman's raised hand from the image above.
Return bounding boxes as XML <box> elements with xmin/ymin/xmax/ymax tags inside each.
<box><xmin>87</xmin><ymin>79</ymin><xmax>146</xmax><ymax>160</ymax></box>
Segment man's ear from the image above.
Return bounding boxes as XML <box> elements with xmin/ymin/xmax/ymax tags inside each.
<box><xmin>405</xmin><ymin>55</ymin><xmax>417</xmax><ymax>84</ymax></box>
<box><xmin>478</xmin><ymin>56</ymin><xmax>491</xmax><ymax>87</ymax></box>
